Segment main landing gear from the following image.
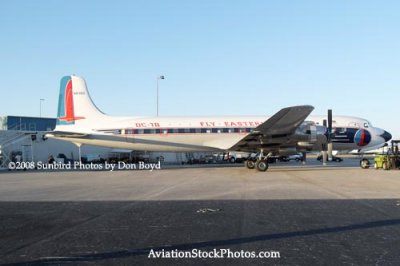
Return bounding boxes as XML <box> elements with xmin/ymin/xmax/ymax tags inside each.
<box><xmin>245</xmin><ymin>150</ymin><xmax>270</xmax><ymax>172</ymax></box>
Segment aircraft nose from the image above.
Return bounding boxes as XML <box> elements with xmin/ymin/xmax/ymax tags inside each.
<box><xmin>380</xmin><ymin>130</ymin><xmax>392</xmax><ymax>142</ymax></box>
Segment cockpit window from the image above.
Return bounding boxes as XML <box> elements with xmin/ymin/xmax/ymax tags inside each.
<box><xmin>364</xmin><ymin>122</ymin><xmax>369</xmax><ymax>128</ymax></box>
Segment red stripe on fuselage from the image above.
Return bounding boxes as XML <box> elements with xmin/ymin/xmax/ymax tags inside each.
<box><xmin>360</xmin><ymin>130</ymin><xmax>365</xmax><ymax>145</ymax></box>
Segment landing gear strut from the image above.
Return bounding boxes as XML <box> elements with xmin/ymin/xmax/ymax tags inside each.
<box><xmin>245</xmin><ymin>150</ymin><xmax>270</xmax><ymax>171</ymax></box>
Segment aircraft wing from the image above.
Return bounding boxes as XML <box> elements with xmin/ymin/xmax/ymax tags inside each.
<box><xmin>46</xmin><ymin>131</ymin><xmax>89</xmax><ymax>138</ymax></box>
<box><xmin>229</xmin><ymin>105</ymin><xmax>314</xmax><ymax>152</ymax></box>
<box><xmin>46</xmin><ymin>131</ymin><xmax>124</xmax><ymax>142</ymax></box>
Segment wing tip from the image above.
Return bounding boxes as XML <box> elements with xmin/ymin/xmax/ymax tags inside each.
<box><xmin>281</xmin><ymin>105</ymin><xmax>314</xmax><ymax>114</ymax></box>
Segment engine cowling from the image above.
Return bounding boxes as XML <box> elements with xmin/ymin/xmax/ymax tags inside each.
<box><xmin>295</xmin><ymin>121</ymin><xmax>327</xmax><ymax>151</ymax></box>
<box><xmin>277</xmin><ymin>148</ymin><xmax>298</xmax><ymax>156</ymax></box>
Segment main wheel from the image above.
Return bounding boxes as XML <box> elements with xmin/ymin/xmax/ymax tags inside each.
<box><xmin>256</xmin><ymin>160</ymin><xmax>269</xmax><ymax>172</ymax></box>
<box><xmin>245</xmin><ymin>160</ymin><xmax>255</xmax><ymax>169</ymax></box>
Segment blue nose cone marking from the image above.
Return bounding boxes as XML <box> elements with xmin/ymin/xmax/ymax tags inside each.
<box><xmin>354</xmin><ymin>129</ymin><xmax>371</xmax><ymax>147</ymax></box>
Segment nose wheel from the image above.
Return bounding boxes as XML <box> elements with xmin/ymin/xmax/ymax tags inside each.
<box><xmin>360</xmin><ymin>158</ymin><xmax>370</xmax><ymax>169</ymax></box>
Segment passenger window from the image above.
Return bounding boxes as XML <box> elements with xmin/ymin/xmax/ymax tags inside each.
<box><xmin>335</xmin><ymin>128</ymin><xmax>346</xmax><ymax>134</ymax></box>
<box><xmin>348</xmin><ymin>122</ymin><xmax>359</xmax><ymax>128</ymax></box>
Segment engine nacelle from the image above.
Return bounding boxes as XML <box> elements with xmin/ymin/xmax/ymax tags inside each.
<box><xmin>297</xmin><ymin>135</ymin><xmax>327</xmax><ymax>151</ymax></box>
<box><xmin>295</xmin><ymin>121</ymin><xmax>327</xmax><ymax>151</ymax></box>
<box><xmin>277</xmin><ymin>148</ymin><xmax>298</xmax><ymax>156</ymax></box>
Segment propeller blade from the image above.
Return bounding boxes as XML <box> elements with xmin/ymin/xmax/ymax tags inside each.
<box><xmin>328</xmin><ymin>109</ymin><xmax>332</xmax><ymax>139</ymax></box>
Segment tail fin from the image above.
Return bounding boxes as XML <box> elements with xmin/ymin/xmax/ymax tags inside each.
<box><xmin>57</xmin><ymin>75</ymin><xmax>106</xmax><ymax>126</ymax></box>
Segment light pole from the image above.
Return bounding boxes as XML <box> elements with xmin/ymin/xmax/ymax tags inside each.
<box><xmin>157</xmin><ymin>75</ymin><xmax>165</xmax><ymax>116</ymax></box>
<box><xmin>39</xmin><ymin>98</ymin><xmax>45</xmax><ymax>117</ymax></box>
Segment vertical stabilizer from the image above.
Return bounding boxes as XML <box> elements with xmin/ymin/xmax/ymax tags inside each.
<box><xmin>56</xmin><ymin>75</ymin><xmax>107</xmax><ymax>127</ymax></box>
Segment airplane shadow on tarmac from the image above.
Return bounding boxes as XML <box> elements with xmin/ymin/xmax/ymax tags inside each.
<box><xmin>1</xmin><ymin>199</ymin><xmax>400</xmax><ymax>265</ymax></box>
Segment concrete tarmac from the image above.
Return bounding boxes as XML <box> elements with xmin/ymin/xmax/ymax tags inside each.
<box><xmin>1</xmin><ymin>159</ymin><xmax>400</xmax><ymax>265</ymax></box>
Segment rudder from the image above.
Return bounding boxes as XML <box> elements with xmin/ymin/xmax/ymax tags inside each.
<box><xmin>56</xmin><ymin>75</ymin><xmax>106</xmax><ymax>126</ymax></box>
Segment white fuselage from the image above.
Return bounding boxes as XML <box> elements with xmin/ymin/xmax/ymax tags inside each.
<box><xmin>52</xmin><ymin>115</ymin><xmax>386</xmax><ymax>153</ymax></box>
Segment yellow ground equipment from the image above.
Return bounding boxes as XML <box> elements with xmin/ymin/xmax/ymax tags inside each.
<box><xmin>374</xmin><ymin>140</ymin><xmax>400</xmax><ymax>170</ymax></box>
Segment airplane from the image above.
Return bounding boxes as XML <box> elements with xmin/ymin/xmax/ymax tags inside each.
<box><xmin>47</xmin><ymin>75</ymin><xmax>392</xmax><ymax>171</ymax></box>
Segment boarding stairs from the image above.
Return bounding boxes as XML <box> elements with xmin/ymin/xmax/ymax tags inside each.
<box><xmin>0</xmin><ymin>130</ymin><xmax>36</xmax><ymax>168</ymax></box>
<box><xmin>22</xmin><ymin>144</ymin><xmax>33</xmax><ymax>162</ymax></box>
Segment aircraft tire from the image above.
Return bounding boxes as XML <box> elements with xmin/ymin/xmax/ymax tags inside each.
<box><xmin>245</xmin><ymin>160</ymin><xmax>255</xmax><ymax>169</ymax></box>
<box><xmin>360</xmin><ymin>159</ymin><xmax>370</xmax><ymax>169</ymax></box>
<box><xmin>383</xmin><ymin>162</ymin><xmax>389</xmax><ymax>170</ymax></box>
<box><xmin>256</xmin><ymin>160</ymin><xmax>269</xmax><ymax>172</ymax></box>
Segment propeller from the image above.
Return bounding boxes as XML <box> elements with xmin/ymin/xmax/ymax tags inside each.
<box><xmin>327</xmin><ymin>109</ymin><xmax>333</xmax><ymax>161</ymax></box>
<box><xmin>321</xmin><ymin>109</ymin><xmax>333</xmax><ymax>164</ymax></box>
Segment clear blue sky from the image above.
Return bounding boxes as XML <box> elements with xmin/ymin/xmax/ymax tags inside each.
<box><xmin>1</xmin><ymin>1</ymin><xmax>399</xmax><ymax>138</ymax></box>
